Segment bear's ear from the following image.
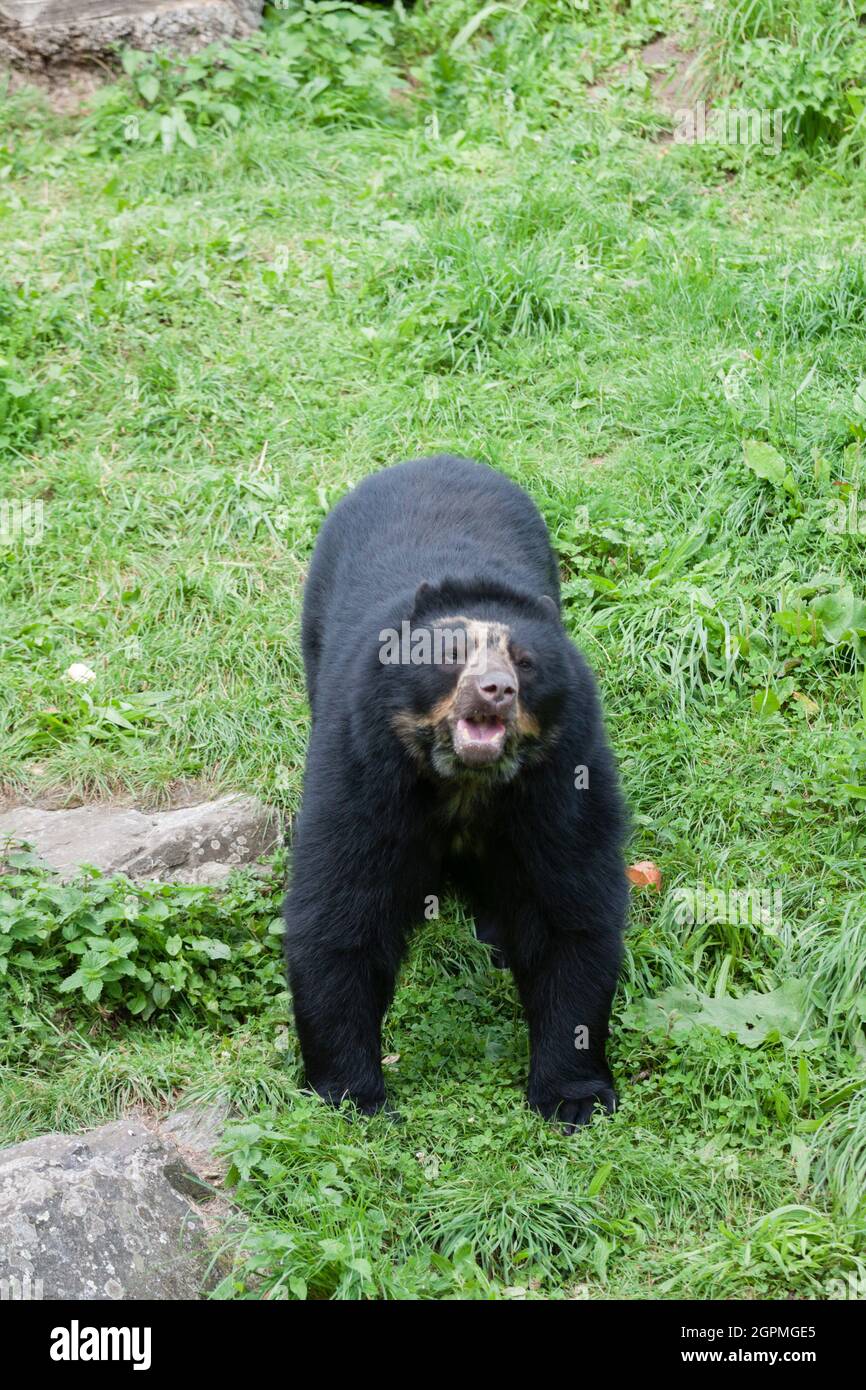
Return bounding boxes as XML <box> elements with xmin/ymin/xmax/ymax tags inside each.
<box><xmin>411</xmin><ymin>579</ymin><xmax>436</xmax><ymax>619</ymax></box>
<box><xmin>538</xmin><ymin>594</ymin><xmax>560</xmax><ymax>620</ymax></box>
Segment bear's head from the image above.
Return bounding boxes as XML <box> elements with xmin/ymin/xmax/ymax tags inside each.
<box><xmin>385</xmin><ymin>577</ymin><xmax>571</xmax><ymax>783</ymax></box>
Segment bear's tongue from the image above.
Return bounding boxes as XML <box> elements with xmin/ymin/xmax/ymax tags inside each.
<box><xmin>454</xmin><ymin>716</ymin><xmax>506</xmax><ymax>765</ymax></box>
<box><xmin>459</xmin><ymin>718</ymin><xmax>503</xmax><ymax>743</ymax></box>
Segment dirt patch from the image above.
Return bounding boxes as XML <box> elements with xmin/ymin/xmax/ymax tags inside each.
<box><xmin>3</xmin><ymin>58</ymin><xmax>107</xmax><ymax>112</ymax></box>
<box><xmin>587</xmin><ymin>34</ymin><xmax>708</xmax><ymax>131</ymax></box>
<box><xmin>640</xmin><ymin>35</ymin><xmax>706</xmax><ymax>119</ymax></box>
<box><xmin>0</xmin><ymin>777</ymin><xmax>218</xmax><ymax>815</ymax></box>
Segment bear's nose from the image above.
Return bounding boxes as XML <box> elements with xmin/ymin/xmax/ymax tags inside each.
<box><xmin>474</xmin><ymin>670</ymin><xmax>516</xmax><ymax>712</ymax></box>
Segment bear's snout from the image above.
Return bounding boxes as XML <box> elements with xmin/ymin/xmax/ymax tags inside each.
<box><xmin>450</xmin><ymin>667</ymin><xmax>517</xmax><ymax>767</ymax></box>
<box><xmin>472</xmin><ymin>670</ymin><xmax>516</xmax><ymax>714</ymax></box>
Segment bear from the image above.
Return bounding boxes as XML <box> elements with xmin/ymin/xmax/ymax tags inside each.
<box><xmin>283</xmin><ymin>454</ymin><xmax>627</xmax><ymax>1131</ymax></box>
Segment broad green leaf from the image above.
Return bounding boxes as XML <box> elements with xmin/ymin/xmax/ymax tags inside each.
<box><xmin>622</xmin><ymin>980</ymin><xmax>809</xmax><ymax>1048</ymax></box>
<box><xmin>138</xmin><ymin>75</ymin><xmax>160</xmax><ymax>104</ymax></box>
<box><xmin>58</xmin><ymin>969</ymin><xmax>87</xmax><ymax>993</ymax></box>
<box><xmin>753</xmin><ymin>687</ymin><xmax>781</xmax><ymax>716</ymax></box>
<box><xmin>744</xmin><ymin>439</ymin><xmax>787</xmax><ymax>487</ymax></box>
<box><xmin>811</xmin><ymin>587</ymin><xmax>866</xmax><ymax>644</ymax></box>
<box><xmin>189</xmin><ymin>938</ymin><xmax>231</xmax><ymax>960</ymax></box>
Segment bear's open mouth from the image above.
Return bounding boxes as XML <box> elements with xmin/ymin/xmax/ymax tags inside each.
<box><xmin>452</xmin><ymin>715</ymin><xmax>507</xmax><ymax>767</ymax></box>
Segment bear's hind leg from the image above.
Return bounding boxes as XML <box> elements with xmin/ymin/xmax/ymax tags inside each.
<box><xmin>500</xmin><ymin>860</ymin><xmax>625</xmax><ymax>1134</ymax></box>
<box><xmin>473</xmin><ymin>912</ymin><xmax>510</xmax><ymax>970</ymax></box>
<box><xmin>511</xmin><ymin>926</ymin><xmax>620</xmax><ymax>1133</ymax></box>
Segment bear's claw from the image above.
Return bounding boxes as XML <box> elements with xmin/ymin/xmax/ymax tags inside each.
<box><xmin>530</xmin><ymin>1085</ymin><xmax>617</xmax><ymax>1134</ymax></box>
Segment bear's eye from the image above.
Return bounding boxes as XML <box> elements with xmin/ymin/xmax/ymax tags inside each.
<box><xmin>516</xmin><ymin>655</ymin><xmax>534</xmax><ymax>673</ymax></box>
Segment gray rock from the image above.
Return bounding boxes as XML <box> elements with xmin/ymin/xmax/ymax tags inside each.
<box><xmin>0</xmin><ymin>0</ymin><xmax>263</xmax><ymax>68</ymax></box>
<box><xmin>159</xmin><ymin>1099</ymin><xmax>230</xmax><ymax>1180</ymax></box>
<box><xmin>189</xmin><ymin>861</ymin><xmax>235</xmax><ymax>888</ymax></box>
<box><xmin>0</xmin><ymin>1119</ymin><xmax>220</xmax><ymax>1300</ymax></box>
<box><xmin>0</xmin><ymin>794</ymin><xmax>281</xmax><ymax>882</ymax></box>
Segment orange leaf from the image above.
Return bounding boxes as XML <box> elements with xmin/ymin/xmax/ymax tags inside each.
<box><xmin>627</xmin><ymin>860</ymin><xmax>662</xmax><ymax>891</ymax></box>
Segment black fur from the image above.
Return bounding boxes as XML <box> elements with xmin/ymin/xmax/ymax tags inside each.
<box><xmin>283</xmin><ymin>455</ymin><xmax>627</xmax><ymax>1132</ymax></box>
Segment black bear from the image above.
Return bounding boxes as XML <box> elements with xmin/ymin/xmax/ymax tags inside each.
<box><xmin>283</xmin><ymin>455</ymin><xmax>627</xmax><ymax>1131</ymax></box>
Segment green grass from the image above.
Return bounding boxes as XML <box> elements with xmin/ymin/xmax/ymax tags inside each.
<box><xmin>1</xmin><ymin>0</ymin><xmax>865</xmax><ymax>1299</ymax></box>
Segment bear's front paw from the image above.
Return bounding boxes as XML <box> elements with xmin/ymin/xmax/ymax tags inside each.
<box><xmin>309</xmin><ymin>1082</ymin><xmax>386</xmax><ymax>1117</ymax></box>
<box><xmin>529</xmin><ymin>1082</ymin><xmax>616</xmax><ymax>1135</ymax></box>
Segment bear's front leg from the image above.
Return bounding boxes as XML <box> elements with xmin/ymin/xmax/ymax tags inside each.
<box><xmin>284</xmin><ymin>753</ymin><xmax>437</xmax><ymax>1115</ymax></box>
<box><xmin>283</xmin><ymin>808</ymin><xmax>422</xmax><ymax>1115</ymax></box>
<box><xmin>508</xmin><ymin>906</ymin><xmax>623</xmax><ymax>1134</ymax></box>
<box><xmin>286</xmin><ymin>930</ymin><xmax>403</xmax><ymax>1114</ymax></box>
